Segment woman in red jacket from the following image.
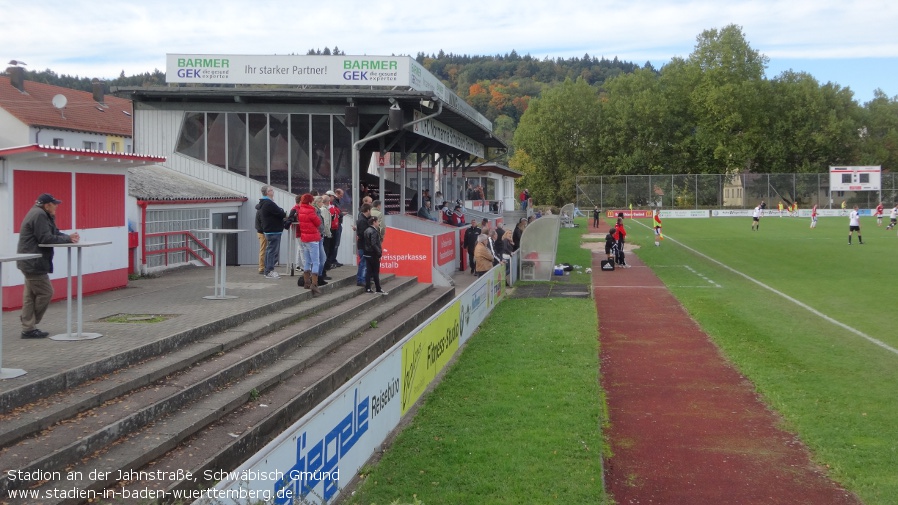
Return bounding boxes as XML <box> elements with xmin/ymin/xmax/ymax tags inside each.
<box><xmin>295</xmin><ymin>193</ymin><xmax>322</xmax><ymax>295</ymax></box>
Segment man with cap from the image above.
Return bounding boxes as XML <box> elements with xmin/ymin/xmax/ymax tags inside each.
<box><xmin>16</xmin><ymin>193</ymin><xmax>80</xmax><ymax>338</ymax></box>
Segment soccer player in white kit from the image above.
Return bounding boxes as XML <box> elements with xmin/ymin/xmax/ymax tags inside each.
<box><xmin>848</xmin><ymin>205</ymin><xmax>863</xmax><ymax>245</ymax></box>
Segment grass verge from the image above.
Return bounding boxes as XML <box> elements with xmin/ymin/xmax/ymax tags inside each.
<box><xmin>344</xmin><ymin>295</ymin><xmax>606</xmax><ymax>505</ymax></box>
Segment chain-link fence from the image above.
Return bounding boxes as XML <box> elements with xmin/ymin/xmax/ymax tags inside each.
<box><xmin>576</xmin><ymin>173</ymin><xmax>898</xmax><ymax>210</ymax></box>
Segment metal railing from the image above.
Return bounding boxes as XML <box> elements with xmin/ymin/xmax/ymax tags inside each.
<box><xmin>143</xmin><ymin>230</ymin><xmax>214</xmax><ymax>269</ymax></box>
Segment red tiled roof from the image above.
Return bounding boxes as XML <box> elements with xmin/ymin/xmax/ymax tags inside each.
<box><xmin>0</xmin><ymin>144</ymin><xmax>164</xmax><ymax>163</ymax></box>
<box><xmin>0</xmin><ymin>75</ymin><xmax>132</xmax><ymax>137</ymax></box>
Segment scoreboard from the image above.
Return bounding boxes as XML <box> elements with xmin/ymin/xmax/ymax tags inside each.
<box><xmin>829</xmin><ymin>166</ymin><xmax>881</xmax><ymax>191</ymax></box>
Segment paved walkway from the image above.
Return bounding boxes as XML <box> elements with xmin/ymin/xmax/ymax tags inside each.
<box><xmin>1</xmin><ymin>264</ymin><xmax>474</xmax><ymax>399</ymax></box>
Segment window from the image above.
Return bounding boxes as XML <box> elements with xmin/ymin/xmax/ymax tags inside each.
<box><xmin>53</xmin><ymin>138</ymin><xmax>64</xmax><ymax>147</ymax></box>
<box><xmin>110</xmin><ymin>142</ymin><xmax>120</xmax><ymax>152</ymax></box>
<box><xmin>83</xmin><ymin>141</ymin><xmax>97</xmax><ymax>150</ymax></box>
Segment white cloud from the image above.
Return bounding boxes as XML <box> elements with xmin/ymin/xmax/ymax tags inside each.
<box><xmin>3</xmin><ymin>0</ymin><xmax>897</xmax><ymax>100</ymax></box>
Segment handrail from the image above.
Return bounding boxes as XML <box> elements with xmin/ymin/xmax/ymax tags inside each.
<box><xmin>144</xmin><ymin>230</ymin><xmax>214</xmax><ymax>267</ymax></box>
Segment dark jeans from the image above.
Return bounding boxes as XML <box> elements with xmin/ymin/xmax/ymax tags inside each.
<box><xmin>364</xmin><ymin>255</ymin><xmax>382</xmax><ymax>291</ymax></box>
<box><xmin>264</xmin><ymin>233</ymin><xmax>282</xmax><ymax>273</ymax></box>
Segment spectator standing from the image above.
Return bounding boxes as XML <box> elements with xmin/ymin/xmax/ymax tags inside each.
<box><xmin>370</xmin><ymin>200</ymin><xmax>386</xmax><ymax>238</ymax></box>
<box><xmin>258</xmin><ymin>185</ymin><xmax>286</xmax><ymax>279</ymax></box>
<box><xmin>363</xmin><ymin>215</ymin><xmax>387</xmax><ymax>294</ymax></box>
<box><xmin>330</xmin><ymin>188</ymin><xmax>346</xmax><ymax>268</ymax></box>
<box><xmin>355</xmin><ymin>203</ymin><xmax>372</xmax><ymax>286</ymax></box>
<box><xmin>487</xmin><ymin>229</ymin><xmax>501</xmax><ymax>266</ymax></box>
<box><xmin>512</xmin><ymin>218</ymin><xmax>526</xmax><ymax>251</ymax></box>
<box><xmin>315</xmin><ymin>195</ymin><xmax>330</xmax><ymax>285</ymax></box>
<box><xmin>614</xmin><ymin>215</ymin><xmax>629</xmax><ymax>268</ymax></box>
<box><xmin>592</xmin><ymin>206</ymin><xmax>600</xmax><ymax>229</ymax></box>
<box><xmin>254</xmin><ymin>203</ymin><xmax>267</xmax><ymax>274</ymax></box>
<box><xmin>848</xmin><ymin>205</ymin><xmax>864</xmax><ymax>245</ymax></box>
<box><xmin>473</xmin><ymin>234</ymin><xmax>495</xmax><ymax>277</ymax></box>
<box><xmin>464</xmin><ymin>221</ymin><xmax>482</xmax><ymax>274</ymax></box>
<box><xmin>296</xmin><ymin>193</ymin><xmax>322</xmax><ymax>295</ymax></box>
<box><xmin>324</xmin><ymin>191</ymin><xmax>341</xmax><ymax>270</ymax></box>
<box><xmin>16</xmin><ymin>193</ymin><xmax>80</xmax><ymax>339</ymax></box>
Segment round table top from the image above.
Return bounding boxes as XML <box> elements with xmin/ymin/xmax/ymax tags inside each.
<box><xmin>40</xmin><ymin>241</ymin><xmax>113</xmax><ymax>248</ymax></box>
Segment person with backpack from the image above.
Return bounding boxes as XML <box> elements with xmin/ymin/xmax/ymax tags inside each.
<box><xmin>257</xmin><ymin>185</ymin><xmax>286</xmax><ymax>279</ymax></box>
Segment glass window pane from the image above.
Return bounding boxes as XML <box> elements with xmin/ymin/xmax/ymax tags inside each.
<box><xmin>247</xmin><ymin>113</ymin><xmax>269</xmax><ymax>186</ymax></box>
<box><xmin>207</xmin><ymin>113</ymin><xmax>226</xmax><ymax>170</ymax></box>
<box><xmin>332</xmin><ymin>117</ymin><xmax>352</xmax><ymax>190</ymax></box>
<box><xmin>290</xmin><ymin>114</ymin><xmax>311</xmax><ymax>194</ymax></box>
<box><xmin>311</xmin><ymin>115</ymin><xmax>331</xmax><ymax>190</ymax></box>
<box><xmin>270</xmin><ymin>113</ymin><xmax>290</xmax><ymax>191</ymax></box>
<box><xmin>175</xmin><ymin>112</ymin><xmax>206</xmax><ymax>161</ymax></box>
<box><xmin>227</xmin><ymin>113</ymin><xmax>247</xmax><ymax>177</ymax></box>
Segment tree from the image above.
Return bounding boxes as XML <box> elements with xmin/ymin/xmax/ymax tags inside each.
<box><xmin>511</xmin><ymin>78</ymin><xmax>602</xmax><ymax>206</ymax></box>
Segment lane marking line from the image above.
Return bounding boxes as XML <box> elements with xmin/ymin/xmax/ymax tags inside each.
<box><xmin>632</xmin><ymin>219</ymin><xmax>898</xmax><ymax>356</ymax></box>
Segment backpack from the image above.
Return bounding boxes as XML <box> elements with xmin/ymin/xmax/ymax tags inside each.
<box><xmin>330</xmin><ymin>206</ymin><xmax>341</xmax><ymax>231</ymax></box>
<box><xmin>283</xmin><ymin>208</ymin><xmax>297</xmax><ymax>230</ymax></box>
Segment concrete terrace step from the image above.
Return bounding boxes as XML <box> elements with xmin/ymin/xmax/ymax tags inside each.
<box><xmin>0</xmin><ymin>272</ymin><xmax>377</xmax><ymax>448</ymax></box>
<box><xmin>0</xmin><ymin>271</ymin><xmax>360</xmax><ymax>414</ymax></box>
<box><xmin>0</xmin><ymin>275</ymin><xmax>437</xmax><ymax>500</ymax></box>
<box><xmin>84</xmin><ymin>285</ymin><xmax>455</xmax><ymax>502</ymax></box>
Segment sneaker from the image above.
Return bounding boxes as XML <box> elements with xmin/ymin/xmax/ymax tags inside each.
<box><xmin>258</xmin><ymin>270</ymin><xmax>265</xmax><ymax>275</ymax></box>
<box><xmin>365</xmin><ymin>288</ymin><xmax>374</xmax><ymax>293</ymax></box>
<box><xmin>334</xmin><ymin>262</ymin><xmax>344</xmax><ymax>268</ymax></box>
<box><xmin>265</xmin><ymin>271</ymin><xmax>281</xmax><ymax>279</ymax></box>
<box><xmin>21</xmin><ymin>328</ymin><xmax>49</xmax><ymax>339</ymax></box>
<box><xmin>376</xmin><ymin>290</ymin><xmax>388</xmax><ymax>295</ymax></box>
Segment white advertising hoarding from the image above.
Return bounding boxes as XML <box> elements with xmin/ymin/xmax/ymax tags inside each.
<box><xmin>198</xmin><ymin>265</ymin><xmax>506</xmax><ymax>505</ymax></box>
<box><xmin>166</xmin><ymin>54</ymin><xmax>491</xmax><ymax>131</ymax></box>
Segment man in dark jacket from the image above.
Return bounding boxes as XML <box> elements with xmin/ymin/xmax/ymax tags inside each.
<box><xmin>354</xmin><ymin>203</ymin><xmax>372</xmax><ymax>286</ymax></box>
<box><xmin>363</xmin><ymin>215</ymin><xmax>387</xmax><ymax>294</ymax></box>
<box><xmin>464</xmin><ymin>222</ymin><xmax>481</xmax><ymax>274</ymax></box>
<box><xmin>16</xmin><ymin>193</ymin><xmax>80</xmax><ymax>338</ymax></box>
<box><xmin>257</xmin><ymin>185</ymin><xmax>286</xmax><ymax>278</ymax></box>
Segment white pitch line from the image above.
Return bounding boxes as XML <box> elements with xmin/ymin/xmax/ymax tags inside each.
<box><xmin>632</xmin><ymin>219</ymin><xmax>898</xmax><ymax>356</ymax></box>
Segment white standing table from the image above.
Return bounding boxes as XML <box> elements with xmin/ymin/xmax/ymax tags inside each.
<box><xmin>196</xmin><ymin>229</ymin><xmax>245</xmax><ymax>300</ymax></box>
<box><xmin>40</xmin><ymin>241</ymin><xmax>111</xmax><ymax>341</ymax></box>
<box><xmin>0</xmin><ymin>253</ymin><xmax>42</xmax><ymax>379</ymax></box>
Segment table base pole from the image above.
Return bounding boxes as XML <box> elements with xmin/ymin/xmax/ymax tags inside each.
<box><xmin>0</xmin><ymin>368</ymin><xmax>27</xmax><ymax>380</ymax></box>
<box><xmin>203</xmin><ymin>295</ymin><xmax>238</xmax><ymax>300</ymax></box>
<box><xmin>49</xmin><ymin>332</ymin><xmax>103</xmax><ymax>341</ymax></box>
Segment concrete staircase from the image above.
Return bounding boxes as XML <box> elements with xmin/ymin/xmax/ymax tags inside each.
<box><xmin>0</xmin><ymin>274</ymin><xmax>453</xmax><ymax>504</ymax></box>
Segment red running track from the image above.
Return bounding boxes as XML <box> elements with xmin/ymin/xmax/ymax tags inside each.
<box><xmin>592</xmin><ymin>223</ymin><xmax>861</xmax><ymax>505</ymax></box>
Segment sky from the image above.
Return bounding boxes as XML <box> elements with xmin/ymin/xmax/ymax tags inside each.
<box><xmin>3</xmin><ymin>0</ymin><xmax>897</xmax><ymax>104</ymax></box>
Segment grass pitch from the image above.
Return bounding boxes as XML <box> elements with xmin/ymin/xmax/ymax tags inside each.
<box><xmin>628</xmin><ymin>213</ymin><xmax>898</xmax><ymax>505</ymax></box>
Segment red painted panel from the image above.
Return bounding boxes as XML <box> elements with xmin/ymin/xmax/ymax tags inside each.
<box><xmin>13</xmin><ymin>171</ymin><xmax>73</xmax><ymax>232</ymax></box>
<box><xmin>380</xmin><ymin>229</ymin><xmax>432</xmax><ymax>283</ymax></box>
<box><xmin>2</xmin><ymin>268</ymin><xmax>128</xmax><ymax>311</ymax></box>
<box><xmin>76</xmin><ymin>173</ymin><xmax>126</xmax><ymax>228</ymax></box>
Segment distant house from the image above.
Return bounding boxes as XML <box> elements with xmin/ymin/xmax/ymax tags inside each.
<box><xmin>0</xmin><ymin>67</ymin><xmax>245</xmax><ymax>309</ymax></box>
<box><xmin>0</xmin><ymin>67</ymin><xmax>133</xmax><ymax>152</ymax></box>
